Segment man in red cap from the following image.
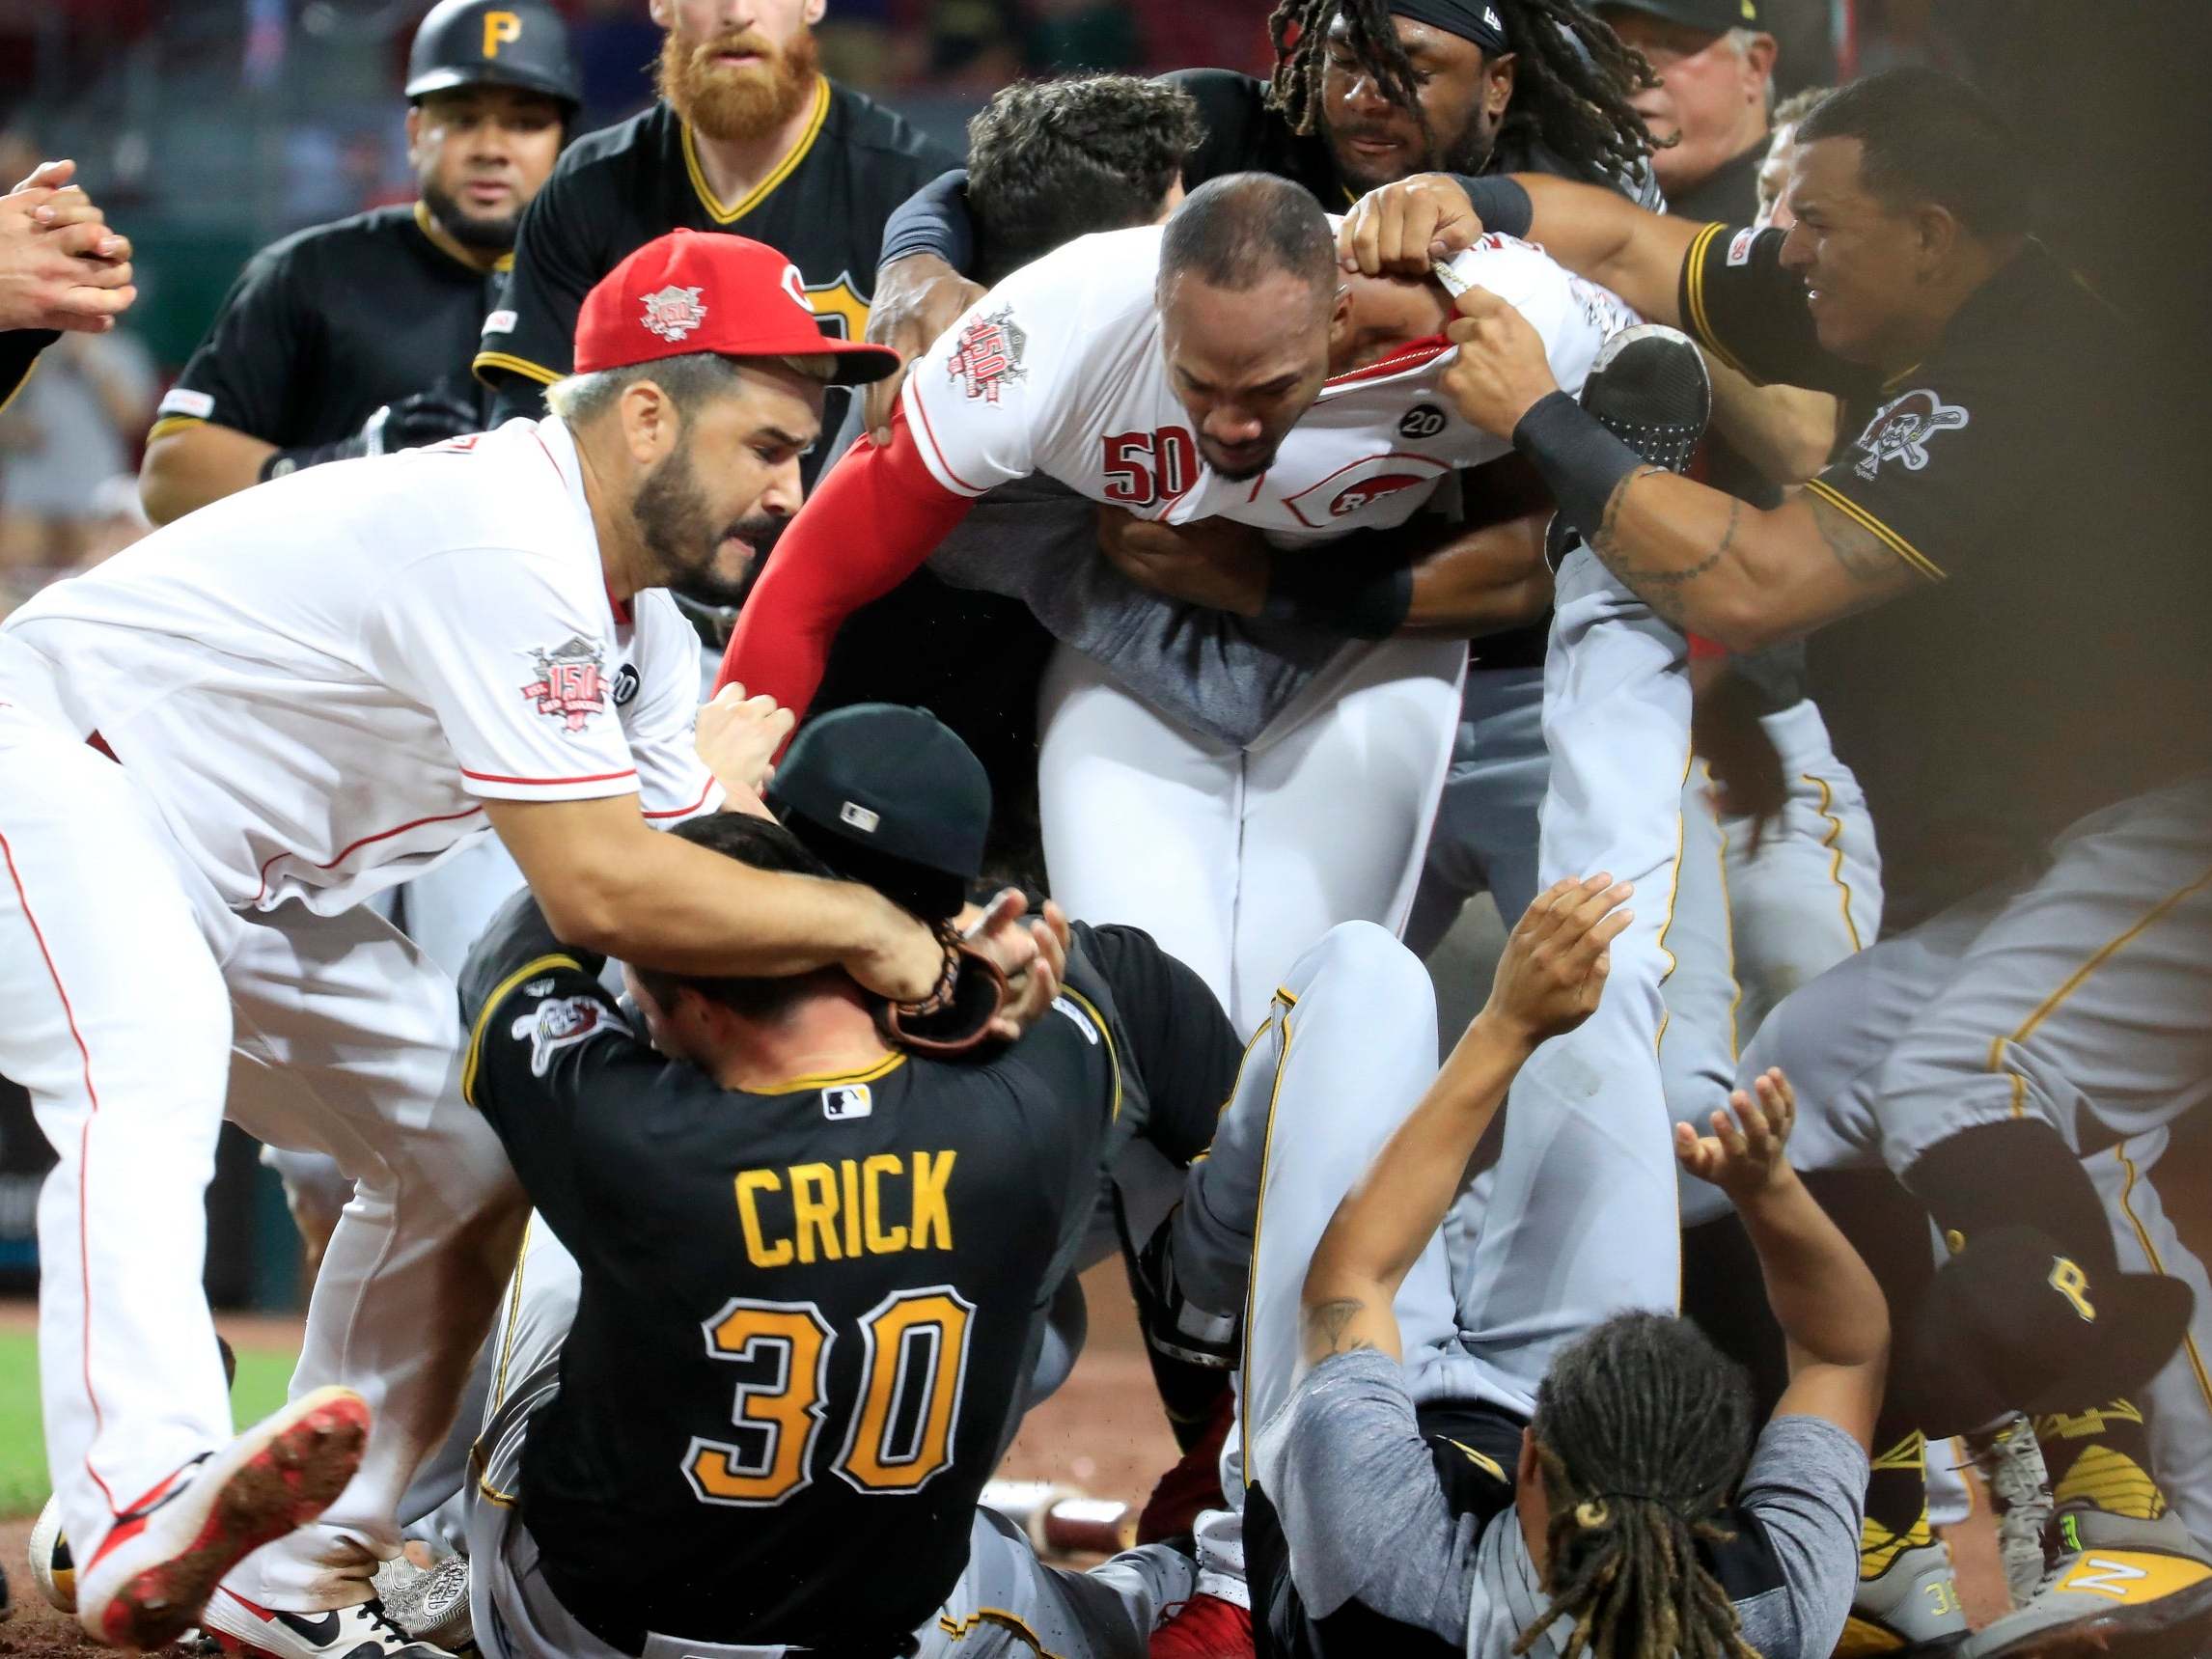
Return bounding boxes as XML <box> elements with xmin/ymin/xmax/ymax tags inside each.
<box><xmin>0</xmin><ymin>230</ymin><xmax>1020</xmax><ymax>1659</ymax></box>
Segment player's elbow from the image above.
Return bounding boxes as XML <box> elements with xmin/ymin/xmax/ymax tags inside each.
<box><xmin>139</xmin><ymin>425</ymin><xmax>271</xmax><ymax>526</ymax></box>
<box><xmin>137</xmin><ymin>435</ymin><xmax>202</xmax><ymax>526</ymax></box>
<box><xmin>532</xmin><ymin>871</ymin><xmax>628</xmax><ymax>958</ymax></box>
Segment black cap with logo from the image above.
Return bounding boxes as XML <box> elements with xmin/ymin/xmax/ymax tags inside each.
<box><xmin>766</xmin><ymin>705</ymin><xmax>991</xmax><ymax>924</ymax></box>
<box><xmin>406</xmin><ymin>0</ymin><xmax>582</xmax><ymax>115</ymax></box>
<box><xmin>1899</xmin><ymin>1226</ymin><xmax>2195</xmax><ymax>1437</ymax></box>
<box><xmin>1597</xmin><ymin>0</ymin><xmax>1761</xmax><ymax>37</ymax></box>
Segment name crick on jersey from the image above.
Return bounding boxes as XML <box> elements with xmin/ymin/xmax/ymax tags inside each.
<box><xmin>734</xmin><ymin>1150</ymin><xmax>955</xmax><ymax>1267</ymax></box>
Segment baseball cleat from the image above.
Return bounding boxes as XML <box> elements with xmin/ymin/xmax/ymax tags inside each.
<box><xmin>1148</xmin><ymin>1590</ymin><xmax>1253</xmax><ymax>1659</ymax></box>
<box><xmin>370</xmin><ymin>1551</ymin><xmax>474</xmax><ymax>1653</ymax></box>
<box><xmin>1970</xmin><ymin>1415</ymin><xmax>2057</xmax><ymax>1609</ymax></box>
<box><xmin>1835</xmin><ymin>1538</ymin><xmax>1970</xmax><ymax>1656</ymax></box>
<box><xmin>28</xmin><ymin>1491</ymin><xmax>75</xmax><ymax>1613</ymax></box>
<box><xmin>1545</xmin><ymin>322</ymin><xmax>1713</xmax><ymax>569</ymax></box>
<box><xmin>29</xmin><ymin>1334</ymin><xmax>240</xmax><ymax>1622</ymax></box>
<box><xmin>1962</xmin><ymin>1506</ymin><xmax>2212</xmax><ymax>1659</ymax></box>
<box><xmin>200</xmin><ymin>1588</ymin><xmax>459</xmax><ymax>1659</ymax></box>
<box><xmin>73</xmin><ymin>1386</ymin><xmax>370</xmax><ymax>1651</ymax></box>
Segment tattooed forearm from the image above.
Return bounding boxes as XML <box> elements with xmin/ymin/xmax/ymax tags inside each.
<box><xmin>1807</xmin><ymin>491</ymin><xmax>1909</xmax><ymax>584</ymax></box>
<box><xmin>1585</xmin><ymin>483</ymin><xmax>1741</xmax><ymax>627</ymax></box>
<box><xmin>1305</xmin><ymin>1297</ymin><xmax>1378</xmax><ymax>1357</ymax></box>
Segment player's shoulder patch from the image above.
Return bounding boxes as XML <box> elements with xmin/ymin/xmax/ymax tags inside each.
<box><xmin>1848</xmin><ymin>387</ymin><xmax>1971</xmax><ymax>480</ymax></box>
<box><xmin>1727</xmin><ymin>226</ymin><xmax>1759</xmax><ymax>267</ymax></box>
<box><xmin>1049</xmin><ymin>995</ymin><xmax>1102</xmax><ymax>1045</ymax></box>
<box><xmin>944</xmin><ymin>305</ymin><xmax>1029</xmax><ymax>404</ymax></box>
<box><xmin>509</xmin><ymin>992</ymin><xmax>629</xmax><ymax>1077</ymax></box>
<box><xmin>518</xmin><ymin>634</ymin><xmax>611</xmax><ymax>733</ymax></box>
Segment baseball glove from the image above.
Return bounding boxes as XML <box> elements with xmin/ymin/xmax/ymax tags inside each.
<box><xmin>879</xmin><ymin>928</ymin><xmax>1009</xmax><ymax>1057</ymax></box>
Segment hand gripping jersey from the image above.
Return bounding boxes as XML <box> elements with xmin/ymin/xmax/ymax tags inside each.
<box><xmin>718</xmin><ymin>226</ymin><xmax>1635</xmax><ymax>719</ymax></box>
<box><xmin>0</xmin><ymin>417</ymin><xmax>719</xmax><ymax>915</ymax></box>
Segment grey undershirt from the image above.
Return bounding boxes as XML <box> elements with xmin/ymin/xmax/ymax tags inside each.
<box><xmin>1273</xmin><ymin>1348</ymin><xmax>1868</xmax><ymax>1659</ymax></box>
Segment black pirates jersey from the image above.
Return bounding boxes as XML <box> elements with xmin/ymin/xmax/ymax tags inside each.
<box><xmin>477</xmin><ymin>84</ymin><xmax>954</xmax><ymax>476</ymax></box>
<box><xmin>148</xmin><ymin>205</ymin><xmax>503</xmax><ymax>452</ymax></box>
<box><xmin>458</xmin><ymin>892</ymin><xmax>1153</xmax><ymax>1651</ymax></box>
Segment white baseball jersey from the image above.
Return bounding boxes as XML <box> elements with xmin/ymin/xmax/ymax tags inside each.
<box><xmin>900</xmin><ymin>224</ymin><xmax>1636</xmax><ymax>541</ymax></box>
<box><xmin>1</xmin><ymin>416</ymin><xmax>719</xmax><ymax>916</ymax></box>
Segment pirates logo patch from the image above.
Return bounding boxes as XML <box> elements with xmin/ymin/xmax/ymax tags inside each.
<box><xmin>1851</xmin><ymin>389</ymin><xmax>1969</xmax><ymax>480</ymax></box>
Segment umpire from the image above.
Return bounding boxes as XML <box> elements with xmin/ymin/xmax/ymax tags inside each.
<box><xmin>137</xmin><ymin>0</ymin><xmax>578</xmax><ymax>525</ymax></box>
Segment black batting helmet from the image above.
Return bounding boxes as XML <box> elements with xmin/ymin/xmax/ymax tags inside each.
<box><xmin>406</xmin><ymin>0</ymin><xmax>581</xmax><ymax>116</ymax></box>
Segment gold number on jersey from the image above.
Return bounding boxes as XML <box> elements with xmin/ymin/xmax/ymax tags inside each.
<box><xmin>684</xmin><ymin>1298</ymin><xmax>834</xmax><ymax>1507</ymax></box>
<box><xmin>837</xmin><ymin>1287</ymin><xmax>976</xmax><ymax>1493</ymax></box>
<box><xmin>681</xmin><ymin>1286</ymin><xmax>978</xmax><ymax>1507</ymax></box>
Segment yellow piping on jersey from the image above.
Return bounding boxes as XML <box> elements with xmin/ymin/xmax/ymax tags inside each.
<box><xmin>760</xmin><ymin>1050</ymin><xmax>906</xmax><ymax>1092</ymax></box>
<box><xmin>682</xmin><ymin>76</ymin><xmax>830</xmax><ymax>225</ymax></box>
<box><xmin>937</xmin><ymin>1608</ymin><xmax>1066</xmax><ymax>1656</ymax></box>
<box><xmin>461</xmin><ymin>952</ymin><xmax>583</xmax><ymax>1106</ymax></box>
<box><xmin>146</xmin><ymin>414</ymin><xmax>207</xmax><ymax>444</ymax></box>
<box><xmin>1800</xmin><ymin>478</ymin><xmax>1945</xmax><ymax>583</ymax></box>
<box><xmin>1985</xmin><ymin>862</ymin><xmax>2212</xmax><ymax>1119</ymax></box>
<box><xmin>1059</xmin><ymin>986</ymin><xmax>1121</xmax><ymax>1123</ymax></box>
<box><xmin>472</xmin><ymin>347</ymin><xmax>560</xmax><ymax>388</ymax></box>
<box><xmin>487</xmin><ymin>1212</ymin><xmax>536</xmax><ymax>1415</ymax></box>
<box><xmin>1681</xmin><ymin>222</ymin><xmax>1755</xmax><ymax>381</ymax></box>
<box><xmin>0</xmin><ymin>348</ymin><xmax>40</xmax><ymax>422</ymax></box>
<box><xmin>2112</xmin><ymin>1142</ymin><xmax>2212</xmax><ymax>1429</ymax></box>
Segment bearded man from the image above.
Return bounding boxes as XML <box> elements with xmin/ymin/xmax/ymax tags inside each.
<box><xmin>476</xmin><ymin>0</ymin><xmax>954</xmax><ymax>487</ymax></box>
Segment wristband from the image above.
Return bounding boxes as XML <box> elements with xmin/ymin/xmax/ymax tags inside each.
<box><xmin>1448</xmin><ymin>174</ymin><xmax>1533</xmax><ymax>241</ymax></box>
<box><xmin>1510</xmin><ymin>391</ymin><xmax>1644</xmax><ymax>540</ymax></box>
<box><xmin>1263</xmin><ymin>551</ymin><xmax>1415</xmax><ymax>639</ymax></box>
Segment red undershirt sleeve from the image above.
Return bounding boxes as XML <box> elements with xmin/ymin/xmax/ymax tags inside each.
<box><xmin>714</xmin><ymin>402</ymin><xmax>978</xmax><ymax>721</ymax></box>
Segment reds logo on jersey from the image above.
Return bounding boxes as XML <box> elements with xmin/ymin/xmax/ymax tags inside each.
<box><xmin>1282</xmin><ymin>454</ymin><xmax>1452</xmax><ymax>531</ymax></box>
<box><xmin>1852</xmin><ymin>389</ymin><xmax>1969</xmax><ymax>480</ymax></box>
<box><xmin>512</xmin><ymin>994</ymin><xmax>629</xmax><ymax>1076</ymax></box>
<box><xmin>947</xmin><ymin>306</ymin><xmax>1028</xmax><ymax>403</ymax></box>
<box><xmin>640</xmin><ymin>284</ymin><xmax>706</xmax><ymax>343</ymax></box>
<box><xmin>521</xmin><ymin>635</ymin><xmax>610</xmax><ymax>732</ymax></box>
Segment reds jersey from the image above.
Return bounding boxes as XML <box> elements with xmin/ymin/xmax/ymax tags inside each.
<box><xmin>1</xmin><ymin>417</ymin><xmax>719</xmax><ymax>916</ymax></box>
<box><xmin>900</xmin><ymin>223</ymin><xmax>1635</xmax><ymax>541</ymax></box>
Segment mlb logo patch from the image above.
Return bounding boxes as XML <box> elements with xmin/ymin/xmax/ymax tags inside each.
<box><xmin>822</xmin><ymin>1083</ymin><xmax>872</xmax><ymax>1121</ymax></box>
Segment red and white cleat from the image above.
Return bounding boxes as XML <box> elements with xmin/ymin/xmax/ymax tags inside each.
<box><xmin>73</xmin><ymin>1386</ymin><xmax>370</xmax><ymax>1651</ymax></box>
<box><xmin>1150</xmin><ymin>1591</ymin><xmax>1255</xmax><ymax>1659</ymax></box>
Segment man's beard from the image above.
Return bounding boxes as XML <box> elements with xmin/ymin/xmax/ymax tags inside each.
<box><xmin>657</xmin><ymin>24</ymin><xmax>819</xmax><ymax>145</ymax></box>
<box><xmin>634</xmin><ymin>437</ymin><xmax>782</xmax><ymax>610</ymax></box>
<box><xmin>420</xmin><ymin>179</ymin><xmax>520</xmax><ymax>253</ymax></box>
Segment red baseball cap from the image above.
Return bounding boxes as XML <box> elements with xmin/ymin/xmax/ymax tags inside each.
<box><xmin>573</xmin><ymin>228</ymin><xmax>899</xmax><ymax>385</ymax></box>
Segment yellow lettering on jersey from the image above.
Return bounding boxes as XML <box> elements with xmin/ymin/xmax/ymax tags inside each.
<box><xmin>803</xmin><ymin>276</ymin><xmax>870</xmax><ymax>344</ymax></box>
<box><xmin>841</xmin><ymin>1159</ymin><xmax>863</xmax><ymax>1259</ymax></box>
<box><xmin>735</xmin><ymin>1169</ymin><xmax>791</xmax><ymax>1268</ymax></box>
<box><xmin>863</xmin><ymin>1153</ymin><xmax>906</xmax><ymax>1254</ymax></box>
<box><xmin>789</xmin><ymin>1163</ymin><xmax>843</xmax><ymax>1264</ymax></box>
<box><xmin>733</xmin><ymin>1150</ymin><xmax>956</xmax><ymax>1263</ymax></box>
<box><xmin>2051</xmin><ymin>1257</ymin><xmax>2097</xmax><ymax>1321</ymax></box>
<box><xmin>483</xmin><ymin>11</ymin><xmax>521</xmax><ymax>57</ymax></box>
<box><xmin>910</xmin><ymin>1149</ymin><xmax>956</xmax><ymax>1251</ymax></box>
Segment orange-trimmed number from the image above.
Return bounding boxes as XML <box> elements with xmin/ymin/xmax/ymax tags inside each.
<box><xmin>684</xmin><ymin>1298</ymin><xmax>833</xmax><ymax>1507</ymax></box>
<box><xmin>839</xmin><ymin>1288</ymin><xmax>976</xmax><ymax>1493</ymax></box>
<box><xmin>682</xmin><ymin>1287</ymin><xmax>977</xmax><ymax>1506</ymax></box>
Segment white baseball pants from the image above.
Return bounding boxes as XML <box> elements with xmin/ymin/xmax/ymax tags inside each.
<box><xmin>0</xmin><ymin>689</ymin><xmax>526</xmax><ymax>1611</ymax></box>
<box><xmin>1036</xmin><ymin>635</ymin><xmax>1465</xmax><ymax>1036</ymax></box>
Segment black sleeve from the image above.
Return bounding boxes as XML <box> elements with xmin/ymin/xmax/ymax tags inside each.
<box><xmin>1163</xmin><ymin>69</ymin><xmax>1282</xmax><ymax>188</ymax></box>
<box><xmin>0</xmin><ymin>328</ymin><xmax>55</xmax><ymax>410</ymax></box>
<box><xmin>474</xmin><ymin>167</ymin><xmax>605</xmax><ymax>413</ymax></box>
<box><xmin>879</xmin><ymin>169</ymin><xmax>976</xmax><ymax>275</ymax></box>
<box><xmin>456</xmin><ymin>889</ymin><xmax>652</xmax><ymax>1241</ymax></box>
<box><xmin>1676</xmin><ymin>222</ymin><xmax>1873</xmax><ymax>398</ymax></box>
<box><xmin>156</xmin><ymin>243</ymin><xmax>317</xmax><ymax>444</ymax></box>
<box><xmin>1070</xmin><ymin>923</ymin><xmax>1242</xmax><ymax>1166</ymax></box>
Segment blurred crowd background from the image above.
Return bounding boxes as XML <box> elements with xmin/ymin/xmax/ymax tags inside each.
<box><xmin>0</xmin><ymin>0</ymin><xmax>2203</xmax><ymax>1303</ymax></box>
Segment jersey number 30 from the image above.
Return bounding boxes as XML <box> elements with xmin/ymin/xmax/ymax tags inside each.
<box><xmin>1101</xmin><ymin>427</ymin><xmax>1198</xmax><ymax>506</ymax></box>
<box><xmin>682</xmin><ymin>1286</ymin><xmax>975</xmax><ymax>1507</ymax></box>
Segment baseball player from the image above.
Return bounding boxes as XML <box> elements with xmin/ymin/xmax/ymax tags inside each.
<box><xmin>140</xmin><ymin>0</ymin><xmax>577</xmax><ymax>527</ymax></box>
<box><xmin>449</xmin><ymin>727</ymin><xmax>1251</xmax><ymax>1658</ymax></box>
<box><xmin>130</xmin><ymin>0</ymin><xmax>582</xmax><ymax>1275</ymax></box>
<box><xmin>1340</xmin><ymin>66</ymin><xmax>2212</xmax><ymax>1656</ymax></box>
<box><xmin>0</xmin><ymin>231</ymin><xmax>971</xmax><ymax>1657</ymax></box>
<box><xmin>721</xmin><ymin>173</ymin><xmax>1636</xmax><ymax>1033</ymax></box>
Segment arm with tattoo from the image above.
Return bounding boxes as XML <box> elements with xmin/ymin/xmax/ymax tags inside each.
<box><xmin>1583</xmin><ymin>466</ymin><xmax>1924</xmax><ymax>647</ymax></box>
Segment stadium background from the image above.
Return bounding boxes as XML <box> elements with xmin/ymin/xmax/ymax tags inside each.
<box><xmin>0</xmin><ymin>0</ymin><xmax>2207</xmax><ymax>1645</ymax></box>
